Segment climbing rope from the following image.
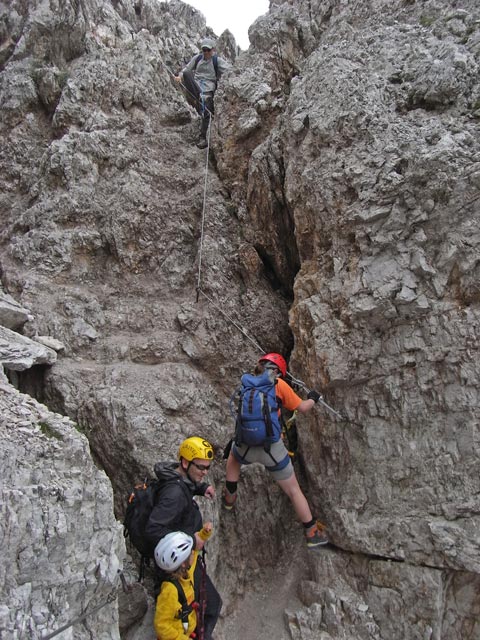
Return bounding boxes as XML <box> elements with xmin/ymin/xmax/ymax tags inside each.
<box><xmin>196</xmin><ymin>122</ymin><xmax>212</xmax><ymax>299</ymax></box>
<box><xmin>166</xmin><ymin>58</ymin><xmax>359</xmax><ymax>427</ymax></box>
<box><xmin>41</xmin><ymin>592</ymin><xmax>117</xmax><ymax>640</ymax></box>
<box><xmin>163</xmin><ymin>63</ymin><xmax>214</xmax><ymax>298</ymax></box>
<box><xmin>196</xmin><ymin>288</ymin><xmax>265</xmax><ymax>353</ymax></box>
<box><xmin>41</xmin><ymin>570</ymin><xmax>128</xmax><ymax>640</ymax></box>
<box><xmin>286</xmin><ymin>371</ymin><xmax>364</xmax><ymax>428</ymax></box>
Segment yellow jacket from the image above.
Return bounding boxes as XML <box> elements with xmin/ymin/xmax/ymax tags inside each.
<box><xmin>153</xmin><ymin>571</ymin><xmax>196</xmax><ymax>640</ymax></box>
<box><xmin>154</xmin><ymin>527</ymin><xmax>212</xmax><ymax>640</ymax></box>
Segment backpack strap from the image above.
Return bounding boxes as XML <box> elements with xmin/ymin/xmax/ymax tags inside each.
<box><xmin>167</xmin><ymin>577</ymin><xmax>193</xmax><ymax>631</ymax></box>
<box><xmin>193</xmin><ymin>53</ymin><xmax>220</xmax><ymax>85</ymax></box>
<box><xmin>261</xmin><ymin>392</ymin><xmax>275</xmax><ymax>454</ymax></box>
<box><xmin>234</xmin><ymin>394</ymin><xmax>243</xmax><ymax>446</ymax></box>
<box><xmin>262</xmin><ymin>377</ymin><xmax>280</xmax><ymax>453</ymax></box>
<box><xmin>232</xmin><ymin>386</ymin><xmax>244</xmax><ymax>447</ymax></box>
<box><xmin>138</xmin><ymin>554</ymin><xmax>150</xmax><ymax>583</ymax></box>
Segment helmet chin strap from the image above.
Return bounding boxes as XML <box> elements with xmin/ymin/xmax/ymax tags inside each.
<box><xmin>178</xmin><ymin>458</ymin><xmax>192</xmax><ymax>482</ymax></box>
<box><xmin>185</xmin><ymin>462</ymin><xmax>197</xmax><ymax>486</ymax></box>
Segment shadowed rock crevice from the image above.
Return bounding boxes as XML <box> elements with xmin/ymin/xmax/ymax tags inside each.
<box><xmin>7</xmin><ymin>363</ymin><xmax>50</xmax><ymax>403</ymax></box>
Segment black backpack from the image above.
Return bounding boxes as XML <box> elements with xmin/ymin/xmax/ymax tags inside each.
<box><xmin>123</xmin><ymin>478</ymin><xmax>162</xmax><ymax>559</ymax></box>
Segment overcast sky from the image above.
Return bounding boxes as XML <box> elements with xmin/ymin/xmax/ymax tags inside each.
<box><xmin>182</xmin><ymin>0</ymin><xmax>270</xmax><ymax>50</ymax></box>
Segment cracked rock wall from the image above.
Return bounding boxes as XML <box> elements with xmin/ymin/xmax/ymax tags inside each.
<box><xmin>214</xmin><ymin>0</ymin><xmax>480</xmax><ymax>638</ymax></box>
<box><xmin>0</xmin><ymin>371</ymin><xmax>124</xmax><ymax>639</ymax></box>
<box><xmin>282</xmin><ymin>0</ymin><xmax>480</xmax><ymax>564</ymax></box>
<box><xmin>0</xmin><ymin>0</ymin><xmax>291</xmax><ymax>517</ymax></box>
<box><xmin>1</xmin><ymin>0</ymin><xmax>480</xmax><ymax>639</ymax></box>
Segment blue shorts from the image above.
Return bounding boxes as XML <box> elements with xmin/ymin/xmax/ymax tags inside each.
<box><xmin>231</xmin><ymin>438</ymin><xmax>293</xmax><ymax>481</ymax></box>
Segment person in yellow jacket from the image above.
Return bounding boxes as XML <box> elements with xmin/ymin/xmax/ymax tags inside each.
<box><xmin>153</xmin><ymin>524</ymin><xmax>213</xmax><ymax>640</ymax></box>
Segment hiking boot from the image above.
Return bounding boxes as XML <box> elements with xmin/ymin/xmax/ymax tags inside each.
<box><xmin>305</xmin><ymin>521</ymin><xmax>329</xmax><ymax>548</ymax></box>
<box><xmin>196</xmin><ymin>137</ymin><xmax>208</xmax><ymax>149</ymax></box>
<box><xmin>222</xmin><ymin>487</ymin><xmax>237</xmax><ymax>510</ymax></box>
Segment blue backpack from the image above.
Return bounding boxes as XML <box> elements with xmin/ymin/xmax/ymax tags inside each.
<box><xmin>233</xmin><ymin>371</ymin><xmax>282</xmax><ymax>451</ymax></box>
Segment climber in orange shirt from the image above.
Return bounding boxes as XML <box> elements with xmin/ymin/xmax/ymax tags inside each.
<box><xmin>222</xmin><ymin>353</ymin><xmax>329</xmax><ymax>548</ymax></box>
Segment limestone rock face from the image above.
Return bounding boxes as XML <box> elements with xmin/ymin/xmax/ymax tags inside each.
<box><xmin>215</xmin><ymin>0</ymin><xmax>480</xmax><ymax>637</ymax></box>
<box><xmin>0</xmin><ymin>0</ymin><xmax>289</xmax><ymax>508</ymax></box>
<box><xmin>0</xmin><ymin>325</ymin><xmax>57</xmax><ymax>370</ymax></box>
<box><xmin>0</xmin><ymin>374</ymin><xmax>124</xmax><ymax>639</ymax></box>
<box><xmin>1</xmin><ymin>0</ymin><xmax>480</xmax><ymax>639</ymax></box>
<box><xmin>0</xmin><ymin>289</ymin><xmax>32</xmax><ymax>329</ymax></box>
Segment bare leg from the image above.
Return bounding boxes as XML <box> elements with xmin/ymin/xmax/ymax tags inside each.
<box><xmin>276</xmin><ymin>473</ymin><xmax>313</xmax><ymax>523</ymax></box>
<box><xmin>225</xmin><ymin>451</ymin><xmax>242</xmax><ymax>482</ymax></box>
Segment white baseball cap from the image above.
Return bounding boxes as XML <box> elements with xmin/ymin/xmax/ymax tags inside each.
<box><xmin>200</xmin><ymin>37</ymin><xmax>216</xmax><ymax>50</ymax></box>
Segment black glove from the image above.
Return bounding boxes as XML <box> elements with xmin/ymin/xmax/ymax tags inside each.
<box><xmin>307</xmin><ymin>389</ymin><xmax>322</xmax><ymax>403</ymax></box>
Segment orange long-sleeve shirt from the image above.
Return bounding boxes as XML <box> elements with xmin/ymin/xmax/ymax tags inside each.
<box><xmin>276</xmin><ymin>377</ymin><xmax>302</xmax><ymax>412</ymax></box>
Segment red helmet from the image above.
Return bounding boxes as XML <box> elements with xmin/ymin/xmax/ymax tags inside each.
<box><xmin>258</xmin><ymin>353</ymin><xmax>287</xmax><ymax>377</ymax></box>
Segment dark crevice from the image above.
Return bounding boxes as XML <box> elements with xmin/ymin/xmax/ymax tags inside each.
<box><xmin>398</xmin><ymin>97</ymin><xmax>452</xmax><ymax>114</ymax></box>
<box><xmin>8</xmin><ymin>364</ymin><xmax>49</xmax><ymax>405</ymax></box>
<box><xmin>254</xmin><ymin>244</ymin><xmax>290</xmax><ymax>295</ymax></box>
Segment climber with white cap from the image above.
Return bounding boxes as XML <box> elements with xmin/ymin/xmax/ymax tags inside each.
<box><xmin>174</xmin><ymin>37</ymin><xmax>230</xmax><ymax>148</ymax></box>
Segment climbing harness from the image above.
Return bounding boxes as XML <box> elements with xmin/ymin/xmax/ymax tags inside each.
<box><xmin>164</xmin><ymin>64</ymin><xmax>214</xmax><ymax>120</ymax></box>
<box><xmin>41</xmin><ymin>570</ymin><xmax>128</xmax><ymax>640</ymax></box>
<box><xmin>166</xmin><ymin>577</ymin><xmax>194</xmax><ymax>634</ymax></box>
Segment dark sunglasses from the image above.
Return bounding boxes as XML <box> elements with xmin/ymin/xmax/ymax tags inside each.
<box><xmin>190</xmin><ymin>461</ymin><xmax>211</xmax><ymax>471</ymax></box>
<box><xmin>202</xmin><ymin>47</ymin><xmax>212</xmax><ymax>52</ymax></box>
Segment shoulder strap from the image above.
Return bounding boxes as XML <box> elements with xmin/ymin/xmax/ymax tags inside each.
<box><xmin>167</xmin><ymin>577</ymin><xmax>192</xmax><ymax>626</ymax></box>
<box><xmin>193</xmin><ymin>53</ymin><xmax>220</xmax><ymax>80</ymax></box>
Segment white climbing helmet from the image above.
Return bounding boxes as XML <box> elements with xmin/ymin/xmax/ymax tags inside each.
<box><xmin>154</xmin><ymin>531</ymin><xmax>194</xmax><ymax>572</ymax></box>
